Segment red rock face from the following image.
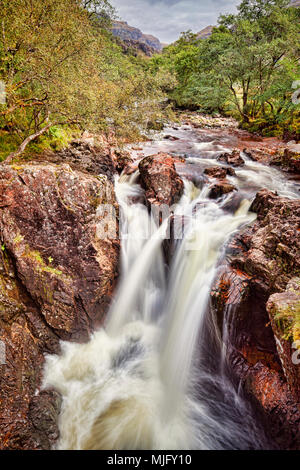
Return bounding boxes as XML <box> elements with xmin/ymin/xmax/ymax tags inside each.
<box><xmin>138</xmin><ymin>152</ymin><xmax>184</xmax><ymax>208</ymax></box>
<box><xmin>39</xmin><ymin>140</ymin><xmax>118</xmax><ymax>182</ymax></box>
<box><xmin>211</xmin><ymin>189</ymin><xmax>300</xmax><ymax>449</ymax></box>
<box><xmin>242</xmin><ymin>361</ymin><xmax>300</xmax><ymax>450</ymax></box>
<box><xmin>0</xmin><ymin>161</ymin><xmax>120</xmax><ymax>449</ymax></box>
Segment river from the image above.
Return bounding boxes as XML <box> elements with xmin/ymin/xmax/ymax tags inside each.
<box><xmin>42</xmin><ymin>119</ymin><xmax>300</xmax><ymax>450</ymax></box>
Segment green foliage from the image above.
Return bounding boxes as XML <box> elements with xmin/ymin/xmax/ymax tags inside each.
<box><xmin>153</xmin><ymin>0</ymin><xmax>300</xmax><ymax>136</ymax></box>
<box><xmin>0</xmin><ymin>0</ymin><xmax>168</xmax><ymax>161</ymax></box>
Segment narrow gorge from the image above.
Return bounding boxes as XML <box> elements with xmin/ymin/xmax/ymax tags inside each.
<box><xmin>0</xmin><ymin>115</ymin><xmax>299</xmax><ymax>450</ymax></box>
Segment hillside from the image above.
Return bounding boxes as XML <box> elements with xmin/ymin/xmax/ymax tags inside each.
<box><xmin>111</xmin><ymin>21</ymin><xmax>163</xmax><ymax>55</ymax></box>
<box><xmin>196</xmin><ymin>25</ymin><xmax>214</xmax><ymax>39</ymax></box>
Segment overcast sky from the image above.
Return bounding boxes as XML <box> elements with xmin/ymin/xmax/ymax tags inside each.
<box><xmin>109</xmin><ymin>0</ymin><xmax>240</xmax><ymax>43</ymax></box>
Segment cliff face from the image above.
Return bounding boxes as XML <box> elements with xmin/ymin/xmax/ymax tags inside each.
<box><xmin>111</xmin><ymin>21</ymin><xmax>162</xmax><ymax>55</ymax></box>
<box><xmin>0</xmin><ymin>139</ymin><xmax>121</xmax><ymax>449</ymax></box>
<box><xmin>212</xmin><ymin>189</ymin><xmax>300</xmax><ymax>449</ymax></box>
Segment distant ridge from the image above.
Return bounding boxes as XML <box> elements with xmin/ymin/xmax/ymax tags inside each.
<box><xmin>196</xmin><ymin>25</ymin><xmax>214</xmax><ymax>39</ymax></box>
<box><xmin>111</xmin><ymin>21</ymin><xmax>163</xmax><ymax>55</ymax></box>
<box><xmin>195</xmin><ymin>1</ymin><xmax>299</xmax><ymax>40</ymax></box>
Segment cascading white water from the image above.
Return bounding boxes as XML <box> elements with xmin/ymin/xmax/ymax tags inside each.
<box><xmin>42</xmin><ymin>170</ymin><xmax>265</xmax><ymax>450</ymax></box>
<box><xmin>42</xmin><ymin>123</ymin><xmax>299</xmax><ymax>450</ymax></box>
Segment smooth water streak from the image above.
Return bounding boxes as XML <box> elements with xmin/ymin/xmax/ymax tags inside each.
<box><xmin>42</xmin><ymin>123</ymin><xmax>299</xmax><ymax>450</ymax></box>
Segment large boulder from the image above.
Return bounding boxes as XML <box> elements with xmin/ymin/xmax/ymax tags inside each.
<box><xmin>138</xmin><ymin>152</ymin><xmax>184</xmax><ymax>207</ymax></box>
<box><xmin>0</xmin><ymin>161</ymin><xmax>120</xmax><ymax>449</ymax></box>
<box><xmin>243</xmin><ymin>362</ymin><xmax>300</xmax><ymax>450</ymax></box>
<box><xmin>208</xmin><ymin>180</ymin><xmax>237</xmax><ymax>199</ymax></box>
<box><xmin>246</xmin><ymin>190</ymin><xmax>300</xmax><ymax>292</ymax></box>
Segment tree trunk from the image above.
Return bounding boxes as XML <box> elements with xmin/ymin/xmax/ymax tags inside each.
<box><xmin>3</xmin><ymin>122</ymin><xmax>52</xmax><ymax>164</ymax></box>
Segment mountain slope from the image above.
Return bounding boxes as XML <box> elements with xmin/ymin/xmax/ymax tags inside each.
<box><xmin>111</xmin><ymin>21</ymin><xmax>163</xmax><ymax>55</ymax></box>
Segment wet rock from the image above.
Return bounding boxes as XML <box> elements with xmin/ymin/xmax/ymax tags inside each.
<box><xmin>0</xmin><ymin>163</ymin><xmax>120</xmax><ymax>341</ymax></box>
<box><xmin>138</xmin><ymin>152</ymin><xmax>184</xmax><ymax>207</ymax></box>
<box><xmin>211</xmin><ymin>268</ymin><xmax>281</xmax><ymax>372</ymax></box>
<box><xmin>111</xmin><ymin>149</ymin><xmax>133</xmax><ymax>174</ymax></box>
<box><xmin>208</xmin><ymin>180</ymin><xmax>237</xmax><ymax>199</ymax></box>
<box><xmin>244</xmin><ymin>362</ymin><xmax>300</xmax><ymax>450</ymax></box>
<box><xmin>39</xmin><ymin>140</ymin><xmax>117</xmax><ymax>182</ymax></box>
<box><xmin>162</xmin><ymin>214</ymin><xmax>190</xmax><ymax>265</ymax></box>
<box><xmin>243</xmin><ymin>148</ymin><xmax>271</xmax><ymax>163</ymax></box>
<box><xmin>204</xmin><ymin>166</ymin><xmax>236</xmax><ymax>179</ymax></box>
<box><xmin>217</xmin><ymin>149</ymin><xmax>245</xmax><ymax>167</ymax></box>
<box><xmin>28</xmin><ymin>390</ymin><xmax>62</xmax><ymax>449</ymax></box>
<box><xmin>0</xmin><ymin>248</ymin><xmax>60</xmax><ymax>450</ymax></box>
<box><xmin>271</xmin><ymin>146</ymin><xmax>300</xmax><ymax>174</ymax></box>
<box><xmin>163</xmin><ymin>135</ymin><xmax>180</xmax><ymax>141</ymax></box>
<box><xmin>0</xmin><ymin>161</ymin><xmax>120</xmax><ymax>449</ymax></box>
<box><xmin>267</xmin><ymin>278</ymin><xmax>300</xmax><ymax>400</ymax></box>
<box><xmin>242</xmin><ymin>189</ymin><xmax>300</xmax><ymax>292</ymax></box>
<box><xmin>211</xmin><ymin>188</ymin><xmax>300</xmax><ymax>449</ymax></box>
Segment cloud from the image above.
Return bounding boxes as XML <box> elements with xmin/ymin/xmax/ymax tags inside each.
<box><xmin>109</xmin><ymin>0</ymin><xmax>239</xmax><ymax>43</ymax></box>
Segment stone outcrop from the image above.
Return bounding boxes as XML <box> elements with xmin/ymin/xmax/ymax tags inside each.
<box><xmin>271</xmin><ymin>145</ymin><xmax>300</xmax><ymax>174</ymax></box>
<box><xmin>217</xmin><ymin>149</ymin><xmax>245</xmax><ymax>167</ymax></box>
<box><xmin>204</xmin><ymin>166</ymin><xmax>236</xmax><ymax>179</ymax></box>
<box><xmin>203</xmin><ymin>166</ymin><xmax>237</xmax><ymax>199</ymax></box>
<box><xmin>138</xmin><ymin>153</ymin><xmax>184</xmax><ymax>207</ymax></box>
<box><xmin>41</xmin><ymin>140</ymin><xmax>117</xmax><ymax>182</ymax></box>
<box><xmin>0</xmin><ymin>159</ymin><xmax>120</xmax><ymax>449</ymax></box>
<box><xmin>267</xmin><ymin>278</ymin><xmax>300</xmax><ymax>400</ymax></box>
<box><xmin>112</xmin><ymin>149</ymin><xmax>133</xmax><ymax>174</ymax></box>
<box><xmin>241</xmin><ymin>360</ymin><xmax>300</xmax><ymax>450</ymax></box>
<box><xmin>208</xmin><ymin>180</ymin><xmax>237</xmax><ymax>199</ymax></box>
<box><xmin>111</xmin><ymin>21</ymin><xmax>162</xmax><ymax>55</ymax></box>
<box><xmin>211</xmin><ymin>189</ymin><xmax>300</xmax><ymax>449</ymax></box>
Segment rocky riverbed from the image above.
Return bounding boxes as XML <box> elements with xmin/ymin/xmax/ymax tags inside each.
<box><xmin>0</xmin><ymin>114</ymin><xmax>299</xmax><ymax>449</ymax></box>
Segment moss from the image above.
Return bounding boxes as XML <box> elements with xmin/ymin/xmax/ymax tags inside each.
<box><xmin>13</xmin><ymin>234</ymin><xmax>24</xmax><ymax>245</ymax></box>
<box><xmin>22</xmin><ymin>246</ymin><xmax>63</xmax><ymax>277</ymax></box>
<box><xmin>0</xmin><ymin>126</ymin><xmax>79</xmax><ymax>164</ymax></box>
<box><xmin>0</xmin><ymin>131</ymin><xmax>20</xmax><ymax>162</ymax></box>
<box><xmin>271</xmin><ymin>279</ymin><xmax>300</xmax><ymax>345</ymax></box>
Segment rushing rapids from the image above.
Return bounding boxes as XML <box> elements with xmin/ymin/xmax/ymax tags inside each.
<box><xmin>42</xmin><ymin>122</ymin><xmax>300</xmax><ymax>450</ymax></box>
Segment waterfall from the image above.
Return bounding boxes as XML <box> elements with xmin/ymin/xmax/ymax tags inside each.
<box><xmin>42</xmin><ymin>169</ymin><xmax>271</xmax><ymax>450</ymax></box>
<box><xmin>41</xmin><ymin>120</ymin><xmax>300</xmax><ymax>450</ymax></box>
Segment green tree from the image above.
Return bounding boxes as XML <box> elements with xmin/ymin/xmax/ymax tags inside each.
<box><xmin>154</xmin><ymin>0</ymin><xmax>300</xmax><ymax>135</ymax></box>
<box><xmin>0</xmin><ymin>0</ymin><xmax>167</xmax><ymax>162</ymax></box>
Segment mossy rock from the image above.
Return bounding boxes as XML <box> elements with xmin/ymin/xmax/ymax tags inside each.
<box><xmin>267</xmin><ymin>278</ymin><xmax>300</xmax><ymax>344</ymax></box>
